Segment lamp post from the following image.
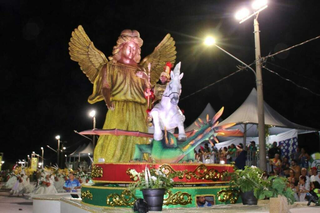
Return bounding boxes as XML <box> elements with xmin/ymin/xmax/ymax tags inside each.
<box><xmin>235</xmin><ymin>0</ymin><xmax>268</xmax><ymax>171</ymax></box>
<box><xmin>89</xmin><ymin>110</ymin><xmax>96</xmax><ymax>155</ymax></box>
<box><xmin>55</xmin><ymin>135</ymin><xmax>61</xmax><ymax>167</ymax></box>
<box><xmin>27</xmin><ymin>155</ymin><xmax>30</xmax><ymax>167</ymax></box>
<box><xmin>41</xmin><ymin>147</ymin><xmax>44</xmax><ymax>169</ymax></box>
<box><xmin>204</xmin><ymin>37</ymin><xmax>256</xmax><ymax>149</ymax></box>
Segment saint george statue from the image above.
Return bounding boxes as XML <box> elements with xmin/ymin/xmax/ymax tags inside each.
<box><xmin>69</xmin><ymin>26</ymin><xmax>176</xmax><ymax>163</ymax></box>
<box><xmin>153</xmin><ymin>62</ymin><xmax>172</xmax><ymax>103</ymax></box>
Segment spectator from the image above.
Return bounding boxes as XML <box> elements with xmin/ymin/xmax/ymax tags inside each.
<box><xmin>196</xmin><ymin>196</ymin><xmax>212</xmax><ymax>207</ymax></box>
<box><xmin>248</xmin><ymin>141</ymin><xmax>257</xmax><ymax>165</ymax></box>
<box><xmin>211</xmin><ymin>144</ymin><xmax>219</xmax><ymax>163</ymax></box>
<box><xmin>270</xmin><ymin>153</ymin><xmax>281</xmax><ymax>175</ymax></box>
<box><xmin>220</xmin><ymin>147</ymin><xmax>228</xmax><ymax>163</ymax></box>
<box><xmin>268</xmin><ymin>141</ymin><xmax>281</xmax><ymax>159</ymax></box>
<box><xmin>235</xmin><ymin>146</ymin><xmax>247</xmax><ymax>170</ymax></box>
<box><xmin>300</xmin><ymin>168</ymin><xmax>310</xmax><ymax>189</ymax></box>
<box><xmin>63</xmin><ymin>172</ymin><xmax>81</xmax><ymax>192</ymax></box>
<box><xmin>194</xmin><ymin>149</ymin><xmax>198</xmax><ymax>161</ymax></box>
<box><xmin>299</xmin><ymin>148</ymin><xmax>310</xmax><ymax>169</ymax></box>
<box><xmin>228</xmin><ymin>144</ymin><xmax>237</xmax><ymax>163</ymax></box>
<box><xmin>291</xmin><ymin>147</ymin><xmax>301</xmax><ymax>166</ymax></box>
<box><xmin>288</xmin><ymin>169</ymin><xmax>296</xmax><ymax>185</ymax></box>
<box><xmin>281</xmin><ymin>156</ymin><xmax>290</xmax><ymax>176</ymax></box>
<box><xmin>290</xmin><ymin>159</ymin><xmax>301</xmax><ymax>183</ymax></box>
<box><xmin>268</xmin><ymin>142</ymin><xmax>281</xmax><ymax>171</ymax></box>
<box><xmin>310</xmin><ymin>167</ymin><xmax>320</xmax><ymax>184</ymax></box>
<box><xmin>283</xmin><ymin>167</ymin><xmax>290</xmax><ymax>178</ymax></box>
<box><xmin>297</xmin><ymin>176</ymin><xmax>309</xmax><ymax>202</ymax></box>
<box><xmin>204</xmin><ymin>143</ymin><xmax>211</xmax><ymax>153</ymax></box>
<box><xmin>306</xmin><ymin>181</ymin><xmax>320</xmax><ymax>206</ymax></box>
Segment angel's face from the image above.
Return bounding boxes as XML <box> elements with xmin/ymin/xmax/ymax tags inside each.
<box><xmin>121</xmin><ymin>42</ymin><xmax>138</xmax><ymax>61</ymax></box>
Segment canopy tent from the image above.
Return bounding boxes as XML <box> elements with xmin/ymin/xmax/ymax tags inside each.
<box><xmin>216</xmin><ymin>88</ymin><xmax>316</xmax><ymax>144</ymax></box>
<box><xmin>68</xmin><ymin>143</ymin><xmax>86</xmax><ymax>157</ymax></box>
<box><xmin>69</xmin><ymin>142</ymin><xmax>93</xmax><ymax>157</ymax></box>
<box><xmin>214</xmin><ymin>129</ymin><xmax>298</xmax><ymax>150</ymax></box>
<box><xmin>185</xmin><ymin>103</ymin><xmax>217</xmax><ymax>131</ymax></box>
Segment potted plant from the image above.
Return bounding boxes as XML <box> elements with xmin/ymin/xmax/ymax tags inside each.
<box><xmin>256</xmin><ymin>176</ymin><xmax>295</xmax><ymax>204</ymax></box>
<box><xmin>227</xmin><ymin>165</ymin><xmax>262</xmax><ymax>205</ymax></box>
<box><xmin>227</xmin><ymin>166</ymin><xmax>295</xmax><ymax>206</ymax></box>
<box><xmin>128</xmin><ymin>166</ymin><xmax>179</xmax><ymax>211</ymax></box>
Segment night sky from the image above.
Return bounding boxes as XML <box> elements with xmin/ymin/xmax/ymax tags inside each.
<box><xmin>1</xmin><ymin>0</ymin><xmax>320</xmax><ymax>165</ymax></box>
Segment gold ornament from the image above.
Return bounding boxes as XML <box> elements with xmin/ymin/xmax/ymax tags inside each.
<box><xmin>106</xmin><ymin>190</ymin><xmax>137</xmax><ymax>207</ymax></box>
<box><xmin>81</xmin><ymin>190</ymin><xmax>93</xmax><ymax>200</ymax></box>
<box><xmin>217</xmin><ymin>189</ymin><xmax>239</xmax><ymax>204</ymax></box>
<box><xmin>91</xmin><ymin>165</ymin><xmax>103</xmax><ymax>178</ymax></box>
<box><xmin>183</xmin><ymin>164</ymin><xmax>226</xmax><ymax>181</ymax></box>
<box><xmin>159</xmin><ymin>164</ymin><xmax>226</xmax><ymax>181</ymax></box>
<box><xmin>163</xmin><ymin>190</ymin><xmax>192</xmax><ymax>206</ymax></box>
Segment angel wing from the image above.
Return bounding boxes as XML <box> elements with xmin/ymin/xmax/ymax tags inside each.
<box><xmin>139</xmin><ymin>34</ymin><xmax>176</xmax><ymax>86</ymax></box>
<box><xmin>69</xmin><ymin>25</ymin><xmax>108</xmax><ymax>84</ymax></box>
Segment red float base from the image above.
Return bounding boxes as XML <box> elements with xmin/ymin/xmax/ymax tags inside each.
<box><xmin>91</xmin><ymin>163</ymin><xmax>233</xmax><ymax>184</ymax></box>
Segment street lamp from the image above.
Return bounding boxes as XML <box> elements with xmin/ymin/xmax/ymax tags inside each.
<box><xmin>89</xmin><ymin>110</ymin><xmax>96</xmax><ymax>155</ymax></box>
<box><xmin>235</xmin><ymin>0</ymin><xmax>268</xmax><ymax>171</ymax></box>
<box><xmin>55</xmin><ymin>135</ymin><xmax>61</xmax><ymax>167</ymax></box>
<box><xmin>204</xmin><ymin>37</ymin><xmax>256</xmax><ymax>75</ymax></box>
<box><xmin>41</xmin><ymin>147</ymin><xmax>44</xmax><ymax>169</ymax></box>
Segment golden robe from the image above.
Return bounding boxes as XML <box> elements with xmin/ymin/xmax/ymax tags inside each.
<box><xmin>89</xmin><ymin>62</ymin><xmax>149</xmax><ymax>163</ymax></box>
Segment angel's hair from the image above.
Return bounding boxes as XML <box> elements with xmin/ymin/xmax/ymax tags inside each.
<box><xmin>110</xmin><ymin>29</ymin><xmax>143</xmax><ymax>63</ymax></box>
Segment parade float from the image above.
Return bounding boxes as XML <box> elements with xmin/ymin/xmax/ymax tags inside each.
<box><xmin>66</xmin><ymin>25</ymin><xmax>244</xmax><ymax>211</ymax></box>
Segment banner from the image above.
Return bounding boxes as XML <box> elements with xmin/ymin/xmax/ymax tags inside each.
<box><xmin>279</xmin><ymin>137</ymin><xmax>298</xmax><ymax>158</ymax></box>
<box><xmin>31</xmin><ymin>157</ymin><xmax>38</xmax><ymax>171</ymax></box>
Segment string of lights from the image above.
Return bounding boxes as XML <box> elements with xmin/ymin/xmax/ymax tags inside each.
<box><xmin>262</xmin><ymin>65</ymin><xmax>320</xmax><ymax>97</ymax></box>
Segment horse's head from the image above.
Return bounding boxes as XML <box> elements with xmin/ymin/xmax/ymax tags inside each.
<box><xmin>163</xmin><ymin>62</ymin><xmax>184</xmax><ymax>105</ymax></box>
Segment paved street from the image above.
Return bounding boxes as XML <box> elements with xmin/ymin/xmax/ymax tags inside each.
<box><xmin>0</xmin><ymin>190</ymin><xmax>32</xmax><ymax>213</ymax></box>
<box><xmin>1</xmin><ymin>188</ymin><xmax>320</xmax><ymax>213</ymax></box>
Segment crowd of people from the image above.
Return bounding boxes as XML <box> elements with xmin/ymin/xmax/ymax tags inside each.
<box><xmin>194</xmin><ymin>141</ymin><xmax>257</xmax><ymax>167</ymax></box>
<box><xmin>267</xmin><ymin>143</ymin><xmax>319</xmax><ymax>205</ymax></box>
<box><xmin>195</xmin><ymin>140</ymin><xmax>320</xmax><ymax>205</ymax></box>
<box><xmin>1</xmin><ymin>166</ymin><xmax>92</xmax><ymax>198</ymax></box>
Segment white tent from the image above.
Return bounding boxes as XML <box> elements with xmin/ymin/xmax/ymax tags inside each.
<box><xmin>217</xmin><ymin>88</ymin><xmax>316</xmax><ymax>144</ymax></box>
<box><xmin>214</xmin><ymin>129</ymin><xmax>298</xmax><ymax>150</ymax></box>
<box><xmin>185</xmin><ymin>103</ymin><xmax>217</xmax><ymax>131</ymax></box>
<box><xmin>69</xmin><ymin>144</ymin><xmax>86</xmax><ymax>157</ymax></box>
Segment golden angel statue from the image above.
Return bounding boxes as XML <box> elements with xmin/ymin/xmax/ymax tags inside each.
<box><xmin>69</xmin><ymin>25</ymin><xmax>176</xmax><ymax>163</ymax></box>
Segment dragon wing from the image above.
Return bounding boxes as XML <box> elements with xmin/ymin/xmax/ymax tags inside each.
<box><xmin>139</xmin><ymin>34</ymin><xmax>176</xmax><ymax>86</ymax></box>
<box><xmin>69</xmin><ymin>25</ymin><xmax>108</xmax><ymax>84</ymax></box>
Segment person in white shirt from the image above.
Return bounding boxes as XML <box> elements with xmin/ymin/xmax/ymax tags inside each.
<box><xmin>300</xmin><ymin>168</ymin><xmax>310</xmax><ymax>188</ymax></box>
<box><xmin>297</xmin><ymin>176</ymin><xmax>309</xmax><ymax>202</ymax></box>
<box><xmin>310</xmin><ymin>167</ymin><xmax>320</xmax><ymax>184</ymax></box>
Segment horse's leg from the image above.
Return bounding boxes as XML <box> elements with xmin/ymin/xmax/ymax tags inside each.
<box><xmin>151</xmin><ymin>110</ymin><xmax>163</xmax><ymax>141</ymax></box>
<box><xmin>176</xmin><ymin>112</ymin><xmax>187</xmax><ymax>140</ymax></box>
<box><xmin>178</xmin><ymin>117</ymin><xmax>187</xmax><ymax>140</ymax></box>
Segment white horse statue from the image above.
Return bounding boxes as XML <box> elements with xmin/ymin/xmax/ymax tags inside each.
<box><xmin>150</xmin><ymin>62</ymin><xmax>186</xmax><ymax>141</ymax></box>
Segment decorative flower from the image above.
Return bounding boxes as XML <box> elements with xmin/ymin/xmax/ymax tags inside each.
<box><xmin>128</xmin><ymin>166</ymin><xmax>180</xmax><ymax>192</ymax></box>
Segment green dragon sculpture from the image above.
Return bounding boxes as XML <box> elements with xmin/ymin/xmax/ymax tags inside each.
<box><xmin>132</xmin><ymin>107</ymin><xmax>243</xmax><ymax>163</ymax></box>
